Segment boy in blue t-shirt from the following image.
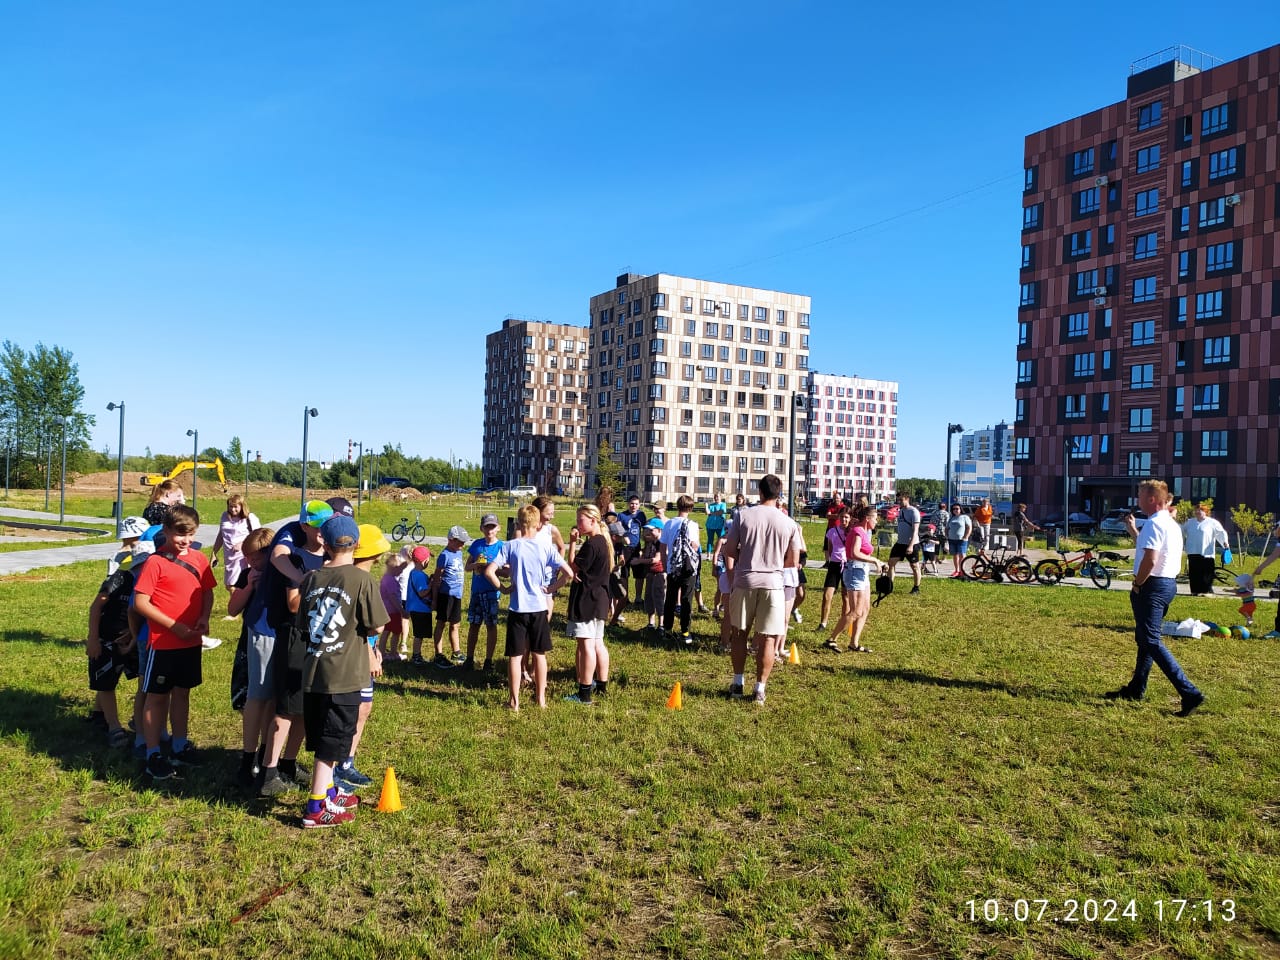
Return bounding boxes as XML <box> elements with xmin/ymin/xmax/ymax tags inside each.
<box><xmin>463</xmin><ymin>514</ymin><xmax>504</xmax><ymax>672</ymax></box>
<box><xmin>406</xmin><ymin>546</ymin><xmax>434</xmax><ymax>667</ymax></box>
<box><xmin>431</xmin><ymin>525</ymin><xmax>469</xmax><ymax>667</ymax></box>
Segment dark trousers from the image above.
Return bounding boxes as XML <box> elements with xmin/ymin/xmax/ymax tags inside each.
<box><xmin>1187</xmin><ymin>554</ymin><xmax>1215</xmax><ymax>595</ymax></box>
<box><xmin>663</xmin><ymin>571</ymin><xmax>695</xmax><ymax>634</ymax></box>
<box><xmin>1127</xmin><ymin>577</ymin><xmax>1198</xmax><ymax>698</ymax></box>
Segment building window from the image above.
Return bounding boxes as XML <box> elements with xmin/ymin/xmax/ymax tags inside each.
<box><xmin>1071</xmin><ymin>147</ymin><xmax>1095</xmax><ymax>176</ymax></box>
<box><xmin>1130</xmin><ymin>364</ymin><xmax>1154</xmax><ymax>389</ymax></box>
<box><xmin>1069</xmin><ymin>436</ymin><xmax>1093</xmax><ymax>459</ymax></box>
<box><xmin>681</xmin><ymin>296</ymin><xmax>693</xmax><ymax>312</ymax></box>
<box><xmin>1193</xmin><ymin>384</ymin><xmax>1221</xmax><ymax>412</ymax></box>
<box><xmin>1131</xmin><ymin>320</ymin><xmax>1155</xmax><ymax>346</ymax></box>
<box><xmin>1014</xmin><ymin>437</ymin><xmax>1031</xmax><ymax>461</ymax></box>
<box><xmin>1024</xmin><ymin>166</ymin><xmax>1038</xmax><ymax>191</ymax></box>
<box><xmin>1066</xmin><ymin>312</ymin><xmax>1089</xmax><ymax>338</ymax></box>
<box><xmin>1075</xmin><ymin>269</ymin><xmax>1099</xmax><ymax>297</ymax></box>
<box><xmin>1136</xmin><ymin>145</ymin><xmax>1161</xmax><ymax>173</ymax></box>
<box><xmin>1180</xmin><ymin>115</ymin><xmax>1193</xmax><ymax>144</ymax></box>
<box><xmin>1195</xmin><ymin>291</ymin><xmax>1223</xmax><ymax>320</ymax></box>
<box><xmin>1017</xmin><ymin>322</ymin><xmax>1029</xmax><ymax>346</ymax></box>
<box><xmin>1135</xmin><ymin>188</ymin><xmax>1159</xmax><ymax>217</ymax></box>
<box><xmin>798</xmin><ymin>313</ymin><xmax>809</xmax><ymax>327</ymax></box>
<box><xmin>1128</xmin><ymin>452</ymin><xmax>1152</xmax><ymax>476</ymax></box>
<box><xmin>1072</xmin><ymin>352</ymin><xmax>1096</xmax><ymax>378</ymax></box>
<box><xmin>1129</xmin><ymin>407</ymin><xmax>1154</xmax><ymax>433</ymax></box>
<box><xmin>1205</xmin><ymin>241</ymin><xmax>1235</xmax><ymax>273</ymax></box>
<box><xmin>1178</xmin><ymin>250</ymin><xmax>1193</xmax><ymax>280</ymax></box>
<box><xmin>1203</xmin><ymin>336</ymin><xmax>1231</xmax><ymax>365</ymax></box>
<box><xmin>1201</xmin><ymin>430</ymin><xmax>1229</xmax><ymax>458</ymax></box>
<box><xmin>1181</xmin><ymin>159</ymin><xmax>1196</xmax><ymax>188</ymax></box>
<box><xmin>1173</xmin><ymin>386</ymin><xmax>1185</xmax><ymax>414</ymax></box>
<box><xmin>1202</xmin><ymin>103</ymin><xmax>1231</xmax><ymax>135</ymax></box>
<box><xmin>1134</xmin><ymin>231</ymin><xmax>1158</xmax><ymax>260</ymax></box>
<box><xmin>1198</xmin><ymin>197</ymin><xmax>1227</xmax><ymax>228</ymax></box>
<box><xmin>1019</xmin><ymin>282</ymin><xmax>1038</xmax><ymax>307</ymax></box>
<box><xmin>1173</xmin><ymin>431</ymin><xmax>1184</xmax><ymax>459</ymax></box>
<box><xmin>1023</xmin><ymin>204</ymin><xmax>1042</xmax><ymax>229</ymax></box>
<box><xmin>1132</xmin><ymin>276</ymin><xmax>1156</xmax><ymax>303</ymax></box>
<box><xmin>1076</xmin><ymin>187</ymin><xmax>1099</xmax><ymax>215</ymax></box>
<box><xmin>1017</xmin><ymin>360</ymin><xmax>1034</xmax><ymax>385</ymax></box>
<box><xmin>1178</xmin><ymin>206</ymin><xmax>1191</xmax><ymax>233</ymax></box>
<box><xmin>1190</xmin><ymin>477</ymin><xmax>1217</xmax><ymax>500</ymax></box>
<box><xmin>1021</xmin><ymin>244</ymin><xmax>1034</xmax><ymax>269</ymax></box>
<box><xmin>1065</xmin><ymin>394</ymin><xmax>1087</xmax><ymax>419</ymax></box>
<box><xmin>1069</xmin><ymin>229</ymin><xmax>1092</xmax><ymax>258</ymax></box>
<box><xmin>1137</xmin><ymin>100</ymin><xmax>1162</xmax><ymax>130</ymax></box>
<box><xmin>1015</xmin><ymin>398</ymin><xmax>1026</xmax><ymax>422</ymax></box>
<box><xmin>1208</xmin><ymin>147</ymin><xmax>1239</xmax><ymax>181</ymax></box>
<box><xmin>1174</xmin><ymin>296</ymin><xmax>1187</xmax><ymax>325</ymax></box>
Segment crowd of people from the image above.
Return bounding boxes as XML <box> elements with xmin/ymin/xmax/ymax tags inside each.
<box><xmin>84</xmin><ymin>474</ymin><xmax>1259</xmax><ymax>826</ymax></box>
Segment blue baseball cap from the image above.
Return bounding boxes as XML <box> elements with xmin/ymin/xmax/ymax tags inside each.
<box><xmin>320</xmin><ymin>515</ymin><xmax>360</xmax><ymax>550</ymax></box>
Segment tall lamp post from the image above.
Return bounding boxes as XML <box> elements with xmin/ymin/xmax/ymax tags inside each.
<box><xmin>107</xmin><ymin>401</ymin><xmax>125</xmax><ymax>537</ymax></box>
<box><xmin>186</xmin><ymin>428</ymin><xmax>199</xmax><ymax>511</ymax></box>
<box><xmin>300</xmin><ymin>406</ymin><xmax>318</xmax><ymax>512</ymax></box>
<box><xmin>944</xmin><ymin>423</ymin><xmax>964</xmax><ymax>509</ymax></box>
<box><xmin>44</xmin><ymin>420</ymin><xmax>53</xmax><ymax>510</ymax></box>
<box><xmin>243</xmin><ymin>443</ymin><xmax>250</xmax><ymax>501</ymax></box>
<box><xmin>354</xmin><ymin>441</ymin><xmax>364</xmax><ymax>512</ymax></box>
<box><xmin>58</xmin><ymin>417</ymin><xmax>68</xmax><ymax>524</ymax></box>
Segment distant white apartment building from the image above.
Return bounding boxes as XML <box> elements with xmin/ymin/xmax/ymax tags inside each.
<box><xmin>953</xmin><ymin>422</ymin><xmax>1016</xmax><ymax>503</ymax></box>
<box><xmin>804</xmin><ymin>371</ymin><xmax>899</xmax><ymax>503</ymax></box>
<box><xmin>586</xmin><ymin>273</ymin><xmax>811</xmax><ymax>501</ymax></box>
<box><xmin>482</xmin><ymin>318</ymin><xmax>590</xmax><ymax>495</ymax></box>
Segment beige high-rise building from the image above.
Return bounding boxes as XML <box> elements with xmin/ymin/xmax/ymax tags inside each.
<box><xmin>587</xmin><ymin>273</ymin><xmax>811</xmax><ymax>502</ymax></box>
<box><xmin>482</xmin><ymin>318</ymin><xmax>590</xmax><ymax>496</ymax></box>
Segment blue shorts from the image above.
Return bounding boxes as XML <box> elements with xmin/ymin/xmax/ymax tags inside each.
<box><xmin>949</xmin><ymin>539</ymin><xmax>969</xmax><ymax>556</ymax></box>
<box><xmin>842</xmin><ymin>562</ymin><xmax>870</xmax><ymax>592</ymax></box>
<box><xmin>468</xmin><ymin>591</ymin><xmax>500</xmax><ymax>625</ymax></box>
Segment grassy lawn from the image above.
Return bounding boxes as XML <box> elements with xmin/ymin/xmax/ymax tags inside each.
<box><xmin>1</xmin><ymin>552</ymin><xmax>1278</xmax><ymax>958</ymax></box>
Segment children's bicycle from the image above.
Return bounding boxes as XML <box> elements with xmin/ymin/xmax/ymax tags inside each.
<box><xmin>390</xmin><ymin>511</ymin><xmax>427</xmax><ymax>543</ymax></box>
<box><xmin>960</xmin><ymin>542</ymin><xmax>1034</xmax><ymax>584</ymax></box>
<box><xmin>1034</xmin><ymin>544</ymin><xmax>1110</xmax><ymax>589</ymax></box>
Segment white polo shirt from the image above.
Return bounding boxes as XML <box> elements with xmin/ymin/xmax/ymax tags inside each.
<box><xmin>1135</xmin><ymin>508</ymin><xmax>1183</xmax><ymax>578</ymax></box>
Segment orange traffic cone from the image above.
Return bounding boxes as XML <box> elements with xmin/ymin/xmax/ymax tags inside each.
<box><xmin>376</xmin><ymin>766</ymin><xmax>404</xmax><ymax>813</ymax></box>
<box><xmin>788</xmin><ymin>644</ymin><xmax>801</xmax><ymax>666</ymax></box>
<box><xmin>665</xmin><ymin>682</ymin><xmax>683</xmax><ymax>710</ymax></box>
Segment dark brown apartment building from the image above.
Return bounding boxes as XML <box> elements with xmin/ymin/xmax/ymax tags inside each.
<box><xmin>1016</xmin><ymin>44</ymin><xmax>1280</xmax><ymax>519</ymax></box>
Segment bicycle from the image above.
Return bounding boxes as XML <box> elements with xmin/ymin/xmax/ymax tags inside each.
<box><xmin>1034</xmin><ymin>544</ymin><xmax>1110</xmax><ymax>589</ymax></box>
<box><xmin>390</xmin><ymin>511</ymin><xmax>427</xmax><ymax>543</ymax></box>
<box><xmin>960</xmin><ymin>542</ymin><xmax>1034</xmax><ymax>584</ymax></box>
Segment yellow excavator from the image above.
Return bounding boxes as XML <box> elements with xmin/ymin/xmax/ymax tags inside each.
<box><xmin>140</xmin><ymin>458</ymin><xmax>229</xmax><ymax>492</ymax></box>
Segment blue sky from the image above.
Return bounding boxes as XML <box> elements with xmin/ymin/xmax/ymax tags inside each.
<box><xmin>1</xmin><ymin>2</ymin><xmax>1274</xmax><ymax>478</ymax></box>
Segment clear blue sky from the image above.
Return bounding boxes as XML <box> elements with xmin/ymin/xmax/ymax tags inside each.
<box><xmin>1</xmin><ymin>2</ymin><xmax>1273</xmax><ymax>477</ymax></box>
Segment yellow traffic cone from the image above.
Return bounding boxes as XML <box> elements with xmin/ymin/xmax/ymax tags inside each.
<box><xmin>665</xmin><ymin>682</ymin><xmax>683</xmax><ymax>710</ymax></box>
<box><xmin>788</xmin><ymin>644</ymin><xmax>801</xmax><ymax>666</ymax></box>
<box><xmin>376</xmin><ymin>766</ymin><xmax>404</xmax><ymax>813</ymax></box>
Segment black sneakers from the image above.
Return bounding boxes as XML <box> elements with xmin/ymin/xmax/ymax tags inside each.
<box><xmin>145</xmin><ymin>753</ymin><xmax>177</xmax><ymax>781</ymax></box>
<box><xmin>1175</xmin><ymin>691</ymin><xmax>1205</xmax><ymax>717</ymax></box>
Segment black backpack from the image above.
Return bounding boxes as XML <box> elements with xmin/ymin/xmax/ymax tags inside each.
<box><xmin>873</xmin><ymin>572</ymin><xmax>894</xmax><ymax>606</ymax></box>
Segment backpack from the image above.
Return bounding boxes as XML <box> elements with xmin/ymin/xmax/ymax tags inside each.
<box><xmin>668</xmin><ymin>519</ymin><xmax>701</xmax><ymax>580</ymax></box>
<box><xmin>873</xmin><ymin>572</ymin><xmax>894</xmax><ymax>606</ymax></box>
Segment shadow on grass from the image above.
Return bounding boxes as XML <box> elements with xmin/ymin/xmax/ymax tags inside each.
<box><xmin>1073</xmin><ymin>622</ymin><xmax>1132</xmax><ymax>634</ymax></box>
<box><xmin>842</xmin><ymin>666</ymin><xmax>1082</xmax><ymax>703</ymax></box>
<box><xmin>0</xmin><ymin>686</ymin><xmax>268</xmax><ymax>807</ymax></box>
<box><xmin>1</xmin><ymin>629</ymin><xmax>81</xmax><ymax>648</ymax></box>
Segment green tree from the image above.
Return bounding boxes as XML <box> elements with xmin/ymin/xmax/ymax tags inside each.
<box><xmin>0</xmin><ymin>341</ymin><xmax>93</xmax><ymax>487</ymax></box>
<box><xmin>226</xmin><ymin>436</ymin><xmax>244</xmax><ymax>483</ymax></box>
<box><xmin>1229</xmin><ymin>503</ymin><xmax>1275</xmax><ymax>559</ymax></box>
<box><xmin>594</xmin><ymin>439</ymin><xmax>623</xmax><ymax>504</ymax></box>
<box><xmin>896</xmin><ymin>477</ymin><xmax>944</xmax><ymax>502</ymax></box>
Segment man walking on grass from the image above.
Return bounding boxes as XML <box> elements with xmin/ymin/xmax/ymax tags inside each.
<box><xmin>722</xmin><ymin>474</ymin><xmax>804</xmax><ymax>705</ymax></box>
<box><xmin>888</xmin><ymin>492</ymin><xmax>923</xmax><ymax>595</ymax></box>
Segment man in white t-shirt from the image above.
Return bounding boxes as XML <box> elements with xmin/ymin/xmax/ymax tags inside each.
<box><xmin>1105</xmin><ymin>479</ymin><xmax>1204</xmax><ymax>716</ymax></box>
<box><xmin>722</xmin><ymin>474</ymin><xmax>804</xmax><ymax>705</ymax></box>
<box><xmin>888</xmin><ymin>492</ymin><xmax>923</xmax><ymax>594</ymax></box>
<box><xmin>1181</xmin><ymin>502</ymin><xmax>1228</xmax><ymax>595</ymax></box>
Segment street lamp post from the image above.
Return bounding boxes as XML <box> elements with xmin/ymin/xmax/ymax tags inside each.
<box><xmin>44</xmin><ymin>421</ymin><xmax>53</xmax><ymax>510</ymax></box>
<box><xmin>354</xmin><ymin>441</ymin><xmax>364</xmax><ymax>513</ymax></box>
<box><xmin>186</xmin><ymin>428</ymin><xmax>199</xmax><ymax>511</ymax></box>
<box><xmin>243</xmin><ymin>443</ymin><xmax>250</xmax><ymax>501</ymax></box>
<box><xmin>944</xmin><ymin>423</ymin><xmax>964</xmax><ymax>509</ymax></box>
<box><xmin>107</xmin><ymin>402</ymin><xmax>125</xmax><ymax>537</ymax></box>
<box><xmin>788</xmin><ymin>392</ymin><xmax>806</xmax><ymax>511</ymax></box>
<box><xmin>58</xmin><ymin>418</ymin><xmax>68</xmax><ymax>524</ymax></box>
<box><xmin>300</xmin><ymin>407</ymin><xmax>318</xmax><ymax>512</ymax></box>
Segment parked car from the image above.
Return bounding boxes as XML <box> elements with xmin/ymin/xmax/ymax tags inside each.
<box><xmin>509</xmin><ymin>484</ymin><xmax>538</xmax><ymax>498</ymax></box>
<box><xmin>1041</xmin><ymin>512</ymin><xmax>1097</xmax><ymax>535</ymax></box>
<box><xmin>1099</xmin><ymin>508</ymin><xmax>1148</xmax><ymax>535</ymax></box>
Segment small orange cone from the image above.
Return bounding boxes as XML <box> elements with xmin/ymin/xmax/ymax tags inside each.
<box><xmin>788</xmin><ymin>644</ymin><xmax>801</xmax><ymax>665</ymax></box>
<box><xmin>665</xmin><ymin>682</ymin><xmax>683</xmax><ymax>710</ymax></box>
<box><xmin>376</xmin><ymin>766</ymin><xmax>404</xmax><ymax>813</ymax></box>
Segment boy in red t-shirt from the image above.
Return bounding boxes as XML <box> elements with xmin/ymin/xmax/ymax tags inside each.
<box><xmin>134</xmin><ymin>505</ymin><xmax>217</xmax><ymax>781</ymax></box>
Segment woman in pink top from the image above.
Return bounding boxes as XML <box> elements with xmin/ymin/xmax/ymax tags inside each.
<box><xmin>819</xmin><ymin>509</ymin><xmax>853</xmax><ymax>629</ymax></box>
<box><xmin>825</xmin><ymin>505</ymin><xmax>886</xmax><ymax>653</ymax></box>
<box><xmin>211</xmin><ymin>494</ymin><xmax>260</xmax><ymax>590</ymax></box>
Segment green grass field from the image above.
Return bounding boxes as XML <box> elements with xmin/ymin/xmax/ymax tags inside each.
<box><xmin>1</xmin><ymin>528</ymin><xmax>1278</xmax><ymax>958</ymax></box>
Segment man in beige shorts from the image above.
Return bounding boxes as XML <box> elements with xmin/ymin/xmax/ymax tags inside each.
<box><xmin>722</xmin><ymin>474</ymin><xmax>804</xmax><ymax>705</ymax></box>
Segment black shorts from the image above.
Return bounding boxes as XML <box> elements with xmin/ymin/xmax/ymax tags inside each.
<box><xmin>88</xmin><ymin>642</ymin><xmax>139</xmax><ymax>692</ymax></box>
<box><xmin>823</xmin><ymin>562</ymin><xmax>844</xmax><ymax>590</ymax></box>
<box><xmin>505</xmin><ymin>610</ymin><xmax>552</xmax><ymax>657</ymax></box>
<box><xmin>140</xmin><ymin>645</ymin><xmax>201</xmax><ymax>694</ymax></box>
<box><xmin>273</xmin><ymin>622</ymin><xmax>307</xmax><ymax>717</ymax></box>
<box><xmin>303</xmin><ymin>691</ymin><xmax>361</xmax><ymax>763</ymax></box>
<box><xmin>434</xmin><ymin>592</ymin><xmax>462</xmax><ymax>624</ymax></box>
<box><xmin>889</xmin><ymin>542</ymin><xmax>920</xmax><ymax>563</ymax></box>
<box><xmin>409</xmin><ymin>610</ymin><xmax>433</xmax><ymax>638</ymax></box>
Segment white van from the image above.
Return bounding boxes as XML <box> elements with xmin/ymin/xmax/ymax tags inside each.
<box><xmin>509</xmin><ymin>485</ymin><xmax>538</xmax><ymax>498</ymax></box>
